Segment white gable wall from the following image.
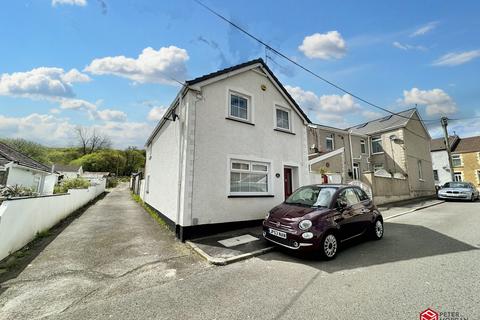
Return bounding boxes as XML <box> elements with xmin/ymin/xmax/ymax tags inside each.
<box><xmin>431</xmin><ymin>150</ymin><xmax>451</xmax><ymax>186</ymax></box>
<box><xmin>189</xmin><ymin>68</ymin><xmax>309</xmax><ymax>226</ymax></box>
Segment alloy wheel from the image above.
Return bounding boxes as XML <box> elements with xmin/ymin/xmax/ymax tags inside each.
<box><xmin>323</xmin><ymin>234</ymin><xmax>337</xmax><ymax>258</ymax></box>
<box><xmin>375</xmin><ymin>220</ymin><xmax>384</xmax><ymax>238</ymax></box>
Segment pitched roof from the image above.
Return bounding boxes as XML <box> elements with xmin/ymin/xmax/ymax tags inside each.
<box><xmin>187</xmin><ymin>58</ymin><xmax>311</xmax><ymax>123</ymax></box>
<box><xmin>430</xmin><ymin>135</ymin><xmax>459</xmax><ymax>152</ymax></box>
<box><xmin>54</xmin><ymin>164</ymin><xmax>81</xmax><ymax>172</ymax></box>
<box><xmin>452</xmin><ymin>135</ymin><xmax>480</xmax><ymax>153</ymax></box>
<box><xmin>346</xmin><ymin>108</ymin><xmax>417</xmax><ymax>135</ymax></box>
<box><xmin>0</xmin><ymin>142</ymin><xmax>51</xmax><ymax>172</ymax></box>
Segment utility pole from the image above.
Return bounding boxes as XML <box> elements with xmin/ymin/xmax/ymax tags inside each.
<box><xmin>441</xmin><ymin>117</ymin><xmax>455</xmax><ymax>181</ymax></box>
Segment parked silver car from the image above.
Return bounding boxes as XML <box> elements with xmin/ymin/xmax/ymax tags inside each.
<box><xmin>437</xmin><ymin>182</ymin><xmax>479</xmax><ymax>201</ymax></box>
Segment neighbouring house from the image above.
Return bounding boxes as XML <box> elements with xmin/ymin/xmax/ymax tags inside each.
<box><xmin>81</xmin><ymin>171</ymin><xmax>111</xmax><ymax>185</ymax></box>
<box><xmin>0</xmin><ymin>142</ymin><xmax>58</xmax><ymax>195</ymax></box>
<box><xmin>449</xmin><ymin>135</ymin><xmax>480</xmax><ymax>189</ymax></box>
<box><xmin>307</xmin><ymin>108</ymin><xmax>436</xmax><ymax>204</ymax></box>
<box><xmin>430</xmin><ymin>135</ymin><xmax>460</xmax><ymax>186</ymax></box>
<box><xmin>54</xmin><ymin>164</ymin><xmax>83</xmax><ymax>182</ymax></box>
<box><xmin>142</xmin><ymin>58</ymin><xmax>311</xmax><ymax>240</ymax></box>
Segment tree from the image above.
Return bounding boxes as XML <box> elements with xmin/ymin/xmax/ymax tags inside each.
<box><xmin>124</xmin><ymin>147</ymin><xmax>146</xmax><ymax>176</ymax></box>
<box><xmin>74</xmin><ymin>126</ymin><xmax>112</xmax><ymax>155</ymax></box>
<box><xmin>71</xmin><ymin>150</ymin><xmax>126</xmax><ymax>174</ymax></box>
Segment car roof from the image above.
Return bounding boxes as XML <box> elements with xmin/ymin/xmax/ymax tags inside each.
<box><xmin>307</xmin><ymin>184</ymin><xmax>352</xmax><ymax>188</ymax></box>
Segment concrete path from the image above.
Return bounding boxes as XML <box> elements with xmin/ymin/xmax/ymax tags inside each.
<box><xmin>0</xmin><ymin>184</ymin><xmax>207</xmax><ymax>320</ymax></box>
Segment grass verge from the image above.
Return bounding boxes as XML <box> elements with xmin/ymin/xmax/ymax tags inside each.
<box><xmin>131</xmin><ymin>192</ymin><xmax>167</xmax><ymax>228</ymax></box>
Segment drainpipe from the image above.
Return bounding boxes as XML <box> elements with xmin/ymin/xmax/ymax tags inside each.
<box><xmin>176</xmin><ymin>89</ymin><xmax>185</xmax><ymax>237</ymax></box>
<box><xmin>348</xmin><ymin>130</ymin><xmax>354</xmax><ymax>180</ymax></box>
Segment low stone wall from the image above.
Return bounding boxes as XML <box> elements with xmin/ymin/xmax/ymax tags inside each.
<box><xmin>0</xmin><ymin>180</ymin><xmax>106</xmax><ymax>261</ymax></box>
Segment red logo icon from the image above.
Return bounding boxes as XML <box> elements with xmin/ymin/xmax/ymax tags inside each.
<box><xmin>420</xmin><ymin>308</ymin><xmax>439</xmax><ymax>320</ymax></box>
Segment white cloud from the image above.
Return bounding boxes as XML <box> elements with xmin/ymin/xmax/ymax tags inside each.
<box><xmin>410</xmin><ymin>22</ymin><xmax>438</xmax><ymax>37</ymax></box>
<box><xmin>362</xmin><ymin>110</ymin><xmax>384</xmax><ymax>120</ymax></box>
<box><xmin>0</xmin><ymin>67</ymin><xmax>90</xmax><ymax>99</ymax></box>
<box><xmin>402</xmin><ymin>88</ymin><xmax>458</xmax><ymax>116</ymax></box>
<box><xmin>0</xmin><ymin>113</ymin><xmax>151</xmax><ymax>148</ymax></box>
<box><xmin>52</xmin><ymin>0</ymin><xmax>87</xmax><ymax>6</ymax></box>
<box><xmin>285</xmin><ymin>85</ymin><xmax>360</xmax><ymax>127</ymax></box>
<box><xmin>50</xmin><ymin>108</ymin><xmax>61</xmax><ymax>114</ymax></box>
<box><xmin>59</xmin><ymin>98</ymin><xmax>97</xmax><ymax>111</ymax></box>
<box><xmin>93</xmin><ymin>109</ymin><xmax>127</xmax><ymax>122</ymax></box>
<box><xmin>147</xmin><ymin>106</ymin><xmax>167</xmax><ymax>121</ymax></box>
<box><xmin>85</xmin><ymin>46</ymin><xmax>189</xmax><ymax>84</ymax></box>
<box><xmin>298</xmin><ymin>31</ymin><xmax>346</xmax><ymax>60</ymax></box>
<box><xmin>432</xmin><ymin>50</ymin><xmax>480</xmax><ymax>66</ymax></box>
<box><xmin>392</xmin><ymin>41</ymin><xmax>426</xmax><ymax>51</ymax></box>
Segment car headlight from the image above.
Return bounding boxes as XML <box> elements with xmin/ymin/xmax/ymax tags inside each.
<box><xmin>298</xmin><ymin>219</ymin><xmax>312</xmax><ymax>230</ymax></box>
<box><xmin>265</xmin><ymin>212</ymin><xmax>270</xmax><ymax>220</ymax></box>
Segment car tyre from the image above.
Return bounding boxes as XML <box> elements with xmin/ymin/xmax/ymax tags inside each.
<box><xmin>319</xmin><ymin>232</ymin><xmax>338</xmax><ymax>260</ymax></box>
<box><xmin>370</xmin><ymin>219</ymin><xmax>384</xmax><ymax>240</ymax></box>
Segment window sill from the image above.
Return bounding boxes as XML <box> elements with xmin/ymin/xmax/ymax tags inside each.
<box><xmin>226</xmin><ymin>117</ymin><xmax>254</xmax><ymax>126</ymax></box>
<box><xmin>419</xmin><ymin>179</ymin><xmax>425</xmax><ymax>182</ymax></box>
<box><xmin>228</xmin><ymin>194</ymin><xmax>274</xmax><ymax>198</ymax></box>
<box><xmin>274</xmin><ymin>128</ymin><xmax>295</xmax><ymax>135</ymax></box>
<box><xmin>372</xmin><ymin>152</ymin><xmax>384</xmax><ymax>155</ymax></box>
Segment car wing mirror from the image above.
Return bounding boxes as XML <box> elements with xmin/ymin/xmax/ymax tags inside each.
<box><xmin>336</xmin><ymin>199</ymin><xmax>347</xmax><ymax>211</ymax></box>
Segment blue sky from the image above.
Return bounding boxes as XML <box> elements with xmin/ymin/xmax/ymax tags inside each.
<box><xmin>1</xmin><ymin>0</ymin><xmax>479</xmax><ymax>148</ymax></box>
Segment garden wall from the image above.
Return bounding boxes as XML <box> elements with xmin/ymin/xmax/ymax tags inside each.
<box><xmin>0</xmin><ymin>180</ymin><xmax>106</xmax><ymax>261</ymax></box>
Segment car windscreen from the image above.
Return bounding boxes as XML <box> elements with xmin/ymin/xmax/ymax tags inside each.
<box><xmin>285</xmin><ymin>186</ymin><xmax>337</xmax><ymax>207</ymax></box>
<box><xmin>443</xmin><ymin>182</ymin><xmax>470</xmax><ymax>189</ymax></box>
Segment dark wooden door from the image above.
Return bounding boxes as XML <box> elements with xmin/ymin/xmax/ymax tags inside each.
<box><xmin>284</xmin><ymin>168</ymin><xmax>293</xmax><ymax>199</ymax></box>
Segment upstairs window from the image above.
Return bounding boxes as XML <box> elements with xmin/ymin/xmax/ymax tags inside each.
<box><xmin>452</xmin><ymin>154</ymin><xmax>462</xmax><ymax>167</ymax></box>
<box><xmin>433</xmin><ymin>170</ymin><xmax>439</xmax><ymax>181</ymax></box>
<box><xmin>326</xmin><ymin>134</ymin><xmax>334</xmax><ymax>151</ymax></box>
<box><xmin>360</xmin><ymin>140</ymin><xmax>366</xmax><ymax>154</ymax></box>
<box><xmin>275</xmin><ymin>107</ymin><xmax>290</xmax><ymax>131</ymax></box>
<box><xmin>418</xmin><ymin>160</ymin><xmax>423</xmax><ymax>180</ymax></box>
<box><xmin>229</xmin><ymin>92</ymin><xmax>250</xmax><ymax>121</ymax></box>
<box><xmin>371</xmin><ymin>136</ymin><xmax>383</xmax><ymax>154</ymax></box>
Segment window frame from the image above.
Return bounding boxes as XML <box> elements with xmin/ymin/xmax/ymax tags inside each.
<box><xmin>373</xmin><ymin>163</ymin><xmax>384</xmax><ymax>172</ymax></box>
<box><xmin>227</xmin><ymin>89</ymin><xmax>253</xmax><ymax>123</ymax></box>
<box><xmin>453</xmin><ymin>172</ymin><xmax>463</xmax><ymax>182</ymax></box>
<box><xmin>371</xmin><ymin>136</ymin><xmax>383</xmax><ymax>154</ymax></box>
<box><xmin>476</xmin><ymin>170</ymin><xmax>480</xmax><ymax>185</ymax></box>
<box><xmin>274</xmin><ymin>105</ymin><xmax>292</xmax><ymax>132</ymax></box>
<box><xmin>325</xmin><ymin>134</ymin><xmax>334</xmax><ymax>152</ymax></box>
<box><xmin>451</xmin><ymin>154</ymin><xmax>463</xmax><ymax>167</ymax></box>
<box><xmin>228</xmin><ymin>158</ymin><xmax>272</xmax><ymax>197</ymax></box>
<box><xmin>360</xmin><ymin>139</ymin><xmax>366</xmax><ymax>154</ymax></box>
<box><xmin>433</xmin><ymin>169</ymin><xmax>439</xmax><ymax>182</ymax></box>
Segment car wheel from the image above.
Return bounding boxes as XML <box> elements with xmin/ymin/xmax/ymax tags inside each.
<box><xmin>371</xmin><ymin>219</ymin><xmax>384</xmax><ymax>240</ymax></box>
<box><xmin>471</xmin><ymin>193</ymin><xmax>475</xmax><ymax>202</ymax></box>
<box><xmin>320</xmin><ymin>232</ymin><xmax>338</xmax><ymax>260</ymax></box>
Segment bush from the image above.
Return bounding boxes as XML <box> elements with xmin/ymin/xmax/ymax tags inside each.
<box><xmin>106</xmin><ymin>178</ymin><xmax>119</xmax><ymax>189</ymax></box>
<box><xmin>0</xmin><ymin>185</ymin><xmax>38</xmax><ymax>198</ymax></box>
<box><xmin>54</xmin><ymin>178</ymin><xmax>91</xmax><ymax>194</ymax></box>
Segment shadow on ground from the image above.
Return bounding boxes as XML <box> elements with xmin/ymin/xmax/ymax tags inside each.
<box><xmin>0</xmin><ymin>191</ymin><xmax>109</xmax><ymax>290</ymax></box>
<box><xmin>260</xmin><ymin>222</ymin><xmax>478</xmax><ymax>273</ymax></box>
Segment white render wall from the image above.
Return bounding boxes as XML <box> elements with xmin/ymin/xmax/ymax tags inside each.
<box><xmin>143</xmin><ymin>117</ymin><xmax>182</xmax><ymax>224</ymax></box>
<box><xmin>431</xmin><ymin>150</ymin><xmax>452</xmax><ymax>186</ymax></box>
<box><xmin>189</xmin><ymin>68</ymin><xmax>309</xmax><ymax>226</ymax></box>
<box><xmin>0</xmin><ymin>180</ymin><xmax>106</xmax><ymax>261</ymax></box>
<box><xmin>5</xmin><ymin>165</ymin><xmax>57</xmax><ymax>195</ymax></box>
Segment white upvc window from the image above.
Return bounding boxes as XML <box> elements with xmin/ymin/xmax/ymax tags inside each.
<box><xmin>453</xmin><ymin>172</ymin><xmax>463</xmax><ymax>182</ymax></box>
<box><xmin>360</xmin><ymin>140</ymin><xmax>366</xmax><ymax>154</ymax></box>
<box><xmin>433</xmin><ymin>170</ymin><xmax>439</xmax><ymax>182</ymax></box>
<box><xmin>451</xmin><ymin>154</ymin><xmax>462</xmax><ymax>167</ymax></box>
<box><xmin>417</xmin><ymin>159</ymin><xmax>424</xmax><ymax>180</ymax></box>
<box><xmin>371</xmin><ymin>136</ymin><xmax>383</xmax><ymax>154</ymax></box>
<box><xmin>229</xmin><ymin>91</ymin><xmax>250</xmax><ymax>121</ymax></box>
<box><xmin>275</xmin><ymin>106</ymin><xmax>291</xmax><ymax>131</ymax></box>
<box><xmin>326</xmin><ymin>134</ymin><xmax>334</xmax><ymax>151</ymax></box>
<box><xmin>230</xmin><ymin>160</ymin><xmax>270</xmax><ymax>195</ymax></box>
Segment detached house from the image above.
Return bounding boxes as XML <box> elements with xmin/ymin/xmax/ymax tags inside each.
<box><xmin>307</xmin><ymin>108</ymin><xmax>436</xmax><ymax>204</ymax></box>
<box><xmin>0</xmin><ymin>142</ymin><xmax>57</xmax><ymax>195</ymax></box>
<box><xmin>143</xmin><ymin>59</ymin><xmax>311</xmax><ymax>240</ymax></box>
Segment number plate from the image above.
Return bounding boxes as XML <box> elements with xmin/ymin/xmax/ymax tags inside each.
<box><xmin>269</xmin><ymin>228</ymin><xmax>287</xmax><ymax>239</ymax></box>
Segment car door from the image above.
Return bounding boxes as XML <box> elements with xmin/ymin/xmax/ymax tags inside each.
<box><xmin>335</xmin><ymin>188</ymin><xmax>362</xmax><ymax>240</ymax></box>
<box><xmin>353</xmin><ymin>187</ymin><xmax>375</xmax><ymax>233</ymax></box>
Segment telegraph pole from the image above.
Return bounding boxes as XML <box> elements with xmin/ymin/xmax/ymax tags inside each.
<box><xmin>441</xmin><ymin>117</ymin><xmax>455</xmax><ymax>181</ymax></box>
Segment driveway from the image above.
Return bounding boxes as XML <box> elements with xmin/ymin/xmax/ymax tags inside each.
<box><xmin>0</xmin><ymin>184</ymin><xmax>208</xmax><ymax>320</ymax></box>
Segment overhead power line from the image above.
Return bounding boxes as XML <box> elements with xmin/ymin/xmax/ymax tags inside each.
<box><xmin>193</xmin><ymin>0</ymin><xmax>441</xmax><ymax>123</ymax></box>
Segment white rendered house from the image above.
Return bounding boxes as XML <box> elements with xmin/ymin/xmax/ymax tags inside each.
<box><xmin>143</xmin><ymin>59</ymin><xmax>311</xmax><ymax>240</ymax></box>
<box><xmin>430</xmin><ymin>136</ymin><xmax>459</xmax><ymax>186</ymax></box>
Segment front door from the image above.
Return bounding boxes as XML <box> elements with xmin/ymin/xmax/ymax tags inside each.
<box><xmin>284</xmin><ymin>167</ymin><xmax>293</xmax><ymax>199</ymax></box>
